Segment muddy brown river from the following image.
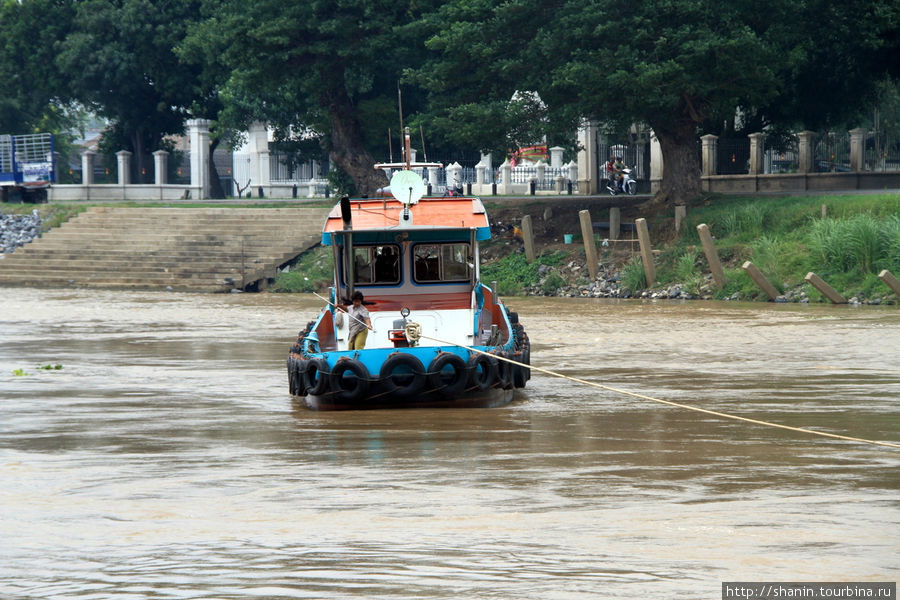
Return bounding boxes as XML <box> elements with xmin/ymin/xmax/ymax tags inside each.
<box><xmin>1</xmin><ymin>288</ymin><xmax>897</xmax><ymax>599</ymax></box>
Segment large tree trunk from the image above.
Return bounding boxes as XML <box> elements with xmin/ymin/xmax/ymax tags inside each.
<box><xmin>324</xmin><ymin>89</ymin><xmax>388</xmax><ymax>197</ymax></box>
<box><xmin>651</xmin><ymin>120</ymin><xmax>702</xmax><ymax>206</ymax></box>
<box><xmin>207</xmin><ymin>137</ymin><xmax>226</xmax><ymax>199</ymax></box>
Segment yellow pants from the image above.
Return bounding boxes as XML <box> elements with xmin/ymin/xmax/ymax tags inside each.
<box><xmin>349</xmin><ymin>329</ymin><xmax>368</xmax><ymax>350</ymax></box>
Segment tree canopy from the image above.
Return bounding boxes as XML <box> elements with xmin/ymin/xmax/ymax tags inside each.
<box><xmin>413</xmin><ymin>0</ymin><xmax>899</xmax><ymax>203</ymax></box>
<box><xmin>55</xmin><ymin>0</ymin><xmax>205</xmax><ymax>181</ymax></box>
<box><xmin>1</xmin><ymin>0</ymin><xmax>897</xmax><ymax>202</ymax></box>
<box><xmin>184</xmin><ymin>0</ymin><xmax>441</xmax><ymax>196</ymax></box>
<box><xmin>0</xmin><ymin>0</ymin><xmax>74</xmax><ymax>133</ymax></box>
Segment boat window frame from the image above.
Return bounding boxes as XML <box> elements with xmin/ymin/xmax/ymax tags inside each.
<box><xmin>350</xmin><ymin>243</ymin><xmax>402</xmax><ymax>286</ymax></box>
<box><xmin>412</xmin><ymin>242</ymin><xmax>473</xmax><ymax>284</ymax></box>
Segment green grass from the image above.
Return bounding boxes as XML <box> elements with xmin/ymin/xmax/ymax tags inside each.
<box><xmin>481</xmin><ymin>250</ymin><xmax>566</xmax><ymax>295</ymax></box>
<box><xmin>670</xmin><ymin>193</ymin><xmax>900</xmax><ymax>301</ymax></box>
<box><xmin>271</xmin><ymin>245</ymin><xmax>334</xmax><ymax>292</ymax></box>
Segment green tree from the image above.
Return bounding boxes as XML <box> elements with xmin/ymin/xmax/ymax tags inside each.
<box><xmin>56</xmin><ymin>0</ymin><xmax>204</xmax><ymax>182</ymax></box>
<box><xmin>189</xmin><ymin>0</ymin><xmax>438</xmax><ymax>196</ymax></box>
<box><xmin>0</xmin><ymin>0</ymin><xmax>74</xmax><ymax>134</ymax></box>
<box><xmin>415</xmin><ymin>0</ymin><xmax>899</xmax><ymax>205</ymax></box>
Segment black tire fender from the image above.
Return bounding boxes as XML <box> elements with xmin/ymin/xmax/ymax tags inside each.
<box><xmin>379</xmin><ymin>352</ymin><xmax>426</xmax><ymax>399</ymax></box>
<box><xmin>330</xmin><ymin>358</ymin><xmax>370</xmax><ymax>403</ymax></box>
<box><xmin>511</xmin><ymin>351</ymin><xmax>528</xmax><ymax>388</ymax></box>
<box><xmin>467</xmin><ymin>353</ymin><xmax>497</xmax><ymax>391</ymax></box>
<box><xmin>494</xmin><ymin>353</ymin><xmax>512</xmax><ymax>389</ymax></box>
<box><xmin>427</xmin><ymin>352</ymin><xmax>468</xmax><ymax>398</ymax></box>
<box><xmin>305</xmin><ymin>357</ymin><xmax>330</xmax><ymax>396</ymax></box>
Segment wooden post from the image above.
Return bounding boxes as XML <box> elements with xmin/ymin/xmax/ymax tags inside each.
<box><xmin>696</xmin><ymin>223</ymin><xmax>726</xmax><ymax>289</ymax></box>
<box><xmin>821</xmin><ymin>204</ymin><xmax>827</xmax><ymax>218</ymax></box>
<box><xmin>579</xmin><ymin>209</ymin><xmax>598</xmax><ymax>280</ymax></box>
<box><xmin>878</xmin><ymin>269</ymin><xmax>900</xmax><ymax>296</ymax></box>
<box><xmin>521</xmin><ymin>214</ymin><xmax>535</xmax><ymax>262</ymax></box>
<box><xmin>742</xmin><ymin>261</ymin><xmax>779</xmax><ymax>300</ymax></box>
<box><xmin>609</xmin><ymin>207</ymin><xmax>621</xmax><ymax>240</ymax></box>
<box><xmin>635</xmin><ymin>217</ymin><xmax>656</xmax><ymax>287</ymax></box>
<box><xmin>674</xmin><ymin>205</ymin><xmax>686</xmax><ymax>233</ymax></box>
<box><xmin>805</xmin><ymin>272</ymin><xmax>847</xmax><ymax>304</ymax></box>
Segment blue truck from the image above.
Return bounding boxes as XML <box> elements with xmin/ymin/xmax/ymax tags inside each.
<box><xmin>0</xmin><ymin>133</ymin><xmax>56</xmax><ymax>203</ymax></box>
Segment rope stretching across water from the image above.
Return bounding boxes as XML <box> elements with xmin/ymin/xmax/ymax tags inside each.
<box><xmin>420</xmin><ymin>333</ymin><xmax>900</xmax><ymax>451</ymax></box>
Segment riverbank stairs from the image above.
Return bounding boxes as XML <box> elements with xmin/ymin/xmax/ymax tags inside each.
<box><xmin>0</xmin><ymin>206</ymin><xmax>332</xmax><ymax>292</ymax></box>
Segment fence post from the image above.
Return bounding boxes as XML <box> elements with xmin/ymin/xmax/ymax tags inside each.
<box><xmin>153</xmin><ymin>150</ymin><xmax>169</xmax><ymax>186</ymax></box>
<box><xmin>805</xmin><ymin>272</ymin><xmax>846</xmax><ymax>304</ymax></box>
<box><xmin>115</xmin><ymin>150</ymin><xmax>132</xmax><ymax>186</ymax></box>
<box><xmin>499</xmin><ymin>160</ymin><xmax>511</xmax><ymax>195</ymax></box>
<box><xmin>878</xmin><ymin>270</ymin><xmax>900</xmax><ymax>296</ymax></box>
<box><xmin>849</xmin><ymin>128</ymin><xmax>867</xmax><ymax>172</ymax></box>
<box><xmin>742</xmin><ymin>261</ymin><xmax>779</xmax><ymax>300</ymax></box>
<box><xmin>748</xmin><ymin>133</ymin><xmax>765</xmax><ymax>175</ymax></box>
<box><xmin>579</xmin><ymin>210</ymin><xmax>598</xmax><ymax>280</ymax></box>
<box><xmin>700</xmin><ymin>134</ymin><xmax>718</xmax><ymax>177</ymax></box>
<box><xmin>521</xmin><ymin>215</ymin><xmax>535</xmax><ymax>262</ymax></box>
<box><xmin>188</xmin><ymin>118</ymin><xmax>212</xmax><ymax>199</ymax></box>
<box><xmin>697</xmin><ymin>223</ymin><xmax>726</xmax><ymax>289</ymax></box>
<box><xmin>674</xmin><ymin>205</ymin><xmax>686</xmax><ymax>233</ymax></box>
<box><xmin>609</xmin><ymin>207</ymin><xmax>621</xmax><ymax>241</ymax></box>
<box><xmin>81</xmin><ymin>151</ymin><xmax>96</xmax><ymax>185</ymax></box>
<box><xmin>635</xmin><ymin>218</ymin><xmax>656</xmax><ymax>287</ymax></box>
<box><xmin>797</xmin><ymin>131</ymin><xmax>816</xmax><ymax>174</ymax></box>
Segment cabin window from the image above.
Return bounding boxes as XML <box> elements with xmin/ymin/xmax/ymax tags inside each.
<box><xmin>413</xmin><ymin>243</ymin><xmax>471</xmax><ymax>283</ymax></box>
<box><xmin>352</xmin><ymin>245</ymin><xmax>400</xmax><ymax>284</ymax></box>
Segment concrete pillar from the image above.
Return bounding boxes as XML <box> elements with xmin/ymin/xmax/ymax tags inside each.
<box><xmin>849</xmin><ymin>128</ymin><xmax>867</xmax><ymax>172</ymax></box>
<box><xmin>878</xmin><ymin>270</ymin><xmax>900</xmax><ymax>296</ymax></box>
<box><xmin>521</xmin><ymin>215</ymin><xmax>535</xmax><ymax>262</ymax></box>
<box><xmin>446</xmin><ymin>162</ymin><xmax>463</xmax><ymax>190</ymax></box>
<box><xmin>700</xmin><ymin>134</ymin><xmax>718</xmax><ymax>177</ymax></box>
<box><xmin>153</xmin><ymin>150</ymin><xmax>169</xmax><ymax>185</ymax></box>
<box><xmin>577</xmin><ymin>120</ymin><xmax>598</xmax><ymax>194</ymax></box>
<box><xmin>609</xmin><ymin>207</ymin><xmax>621</xmax><ymax>241</ymax></box>
<box><xmin>246</xmin><ymin>120</ymin><xmax>270</xmax><ymax>193</ymax></box>
<box><xmin>748</xmin><ymin>133</ymin><xmax>766</xmax><ymax>175</ymax></box>
<box><xmin>650</xmin><ymin>132</ymin><xmax>663</xmax><ymax>194</ymax></box>
<box><xmin>188</xmin><ymin>118</ymin><xmax>212</xmax><ymax>199</ymax></box>
<box><xmin>475</xmin><ymin>161</ymin><xmax>486</xmax><ymax>185</ymax></box>
<box><xmin>116</xmin><ymin>150</ymin><xmax>132</xmax><ymax>185</ymax></box>
<box><xmin>742</xmin><ymin>261</ymin><xmax>779</xmax><ymax>300</ymax></box>
<box><xmin>566</xmin><ymin>161</ymin><xmax>578</xmax><ymax>185</ymax></box>
<box><xmin>675</xmin><ymin>205</ymin><xmax>687</xmax><ymax>233</ymax></box>
<box><xmin>81</xmin><ymin>151</ymin><xmax>96</xmax><ymax>185</ymax></box>
<box><xmin>549</xmin><ymin>146</ymin><xmax>564</xmax><ymax>168</ymax></box>
<box><xmin>579</xmin><ymin>210</ymin><xmax>598</xmax><ymax>280</ymax></box>
<box><xmin>697</xmin><ymin>223</ymin><xmax>726</xmax><ymax>289</ymax></box>
<box><xmin>535</xmin><ymin>160</ymin><xmax>546</xmax><ymax>188</ymax></box>
<box><xmin>635</xmin><ymin>218</ymin><xmax>656</xmax><ymax>287</ymax></box>
<box><xmin>797</xmin><ymin>130</ymin><xmax>816</xmax><ymax>174</ymax></box>
<box><xmin>805</xmin><ymin>272</ymin><xmax>846</xmax><ymax>304</ymax></box>
<box><xmin>499</xmin><ymin>159</ymin><xmax>512</xmax><ymax>194</ymax></box>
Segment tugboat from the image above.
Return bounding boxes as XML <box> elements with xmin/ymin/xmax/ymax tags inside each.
<box><xmin>286</xmin><ymin>134</ymin><xmax>530</xmax><ymax>410</ymax></box>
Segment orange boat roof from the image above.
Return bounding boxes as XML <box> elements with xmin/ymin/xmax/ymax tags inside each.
<box><xmin>323</xmin><ymin>196</ymin><xmax>490</xmax><ymax>233</ymax></box>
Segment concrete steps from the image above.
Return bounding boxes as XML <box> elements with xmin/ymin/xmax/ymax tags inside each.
<box><xmin>0</xmin><ymin>206</ymin><xmax>332</xmax><ymax>292</ymax></box>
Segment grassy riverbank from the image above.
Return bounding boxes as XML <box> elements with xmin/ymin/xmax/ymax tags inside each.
<box><xmin>5</xmin><ymin>192</ymin><xmax>898</xmax><ymax>303</ymax></box>
<box><xmin>481</xmin><ymin>192</ymin><xmax>900</xmax><ymax>303</ymax></box>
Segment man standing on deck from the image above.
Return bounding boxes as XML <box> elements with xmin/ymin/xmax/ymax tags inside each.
<box><xmin>347</xmin><ymin>291</ymin><xmax>372</xmax><ymax>350</ymax></box>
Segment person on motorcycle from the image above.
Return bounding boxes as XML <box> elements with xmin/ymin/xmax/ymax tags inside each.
<box><xmin>605</xmin><ymin>156</ymin><xmax>617</xmax><ymax>187</ymax></box>
<box><xmin>613</xmin><ymin>156</ymin><xmax>626</xmax><ymax>192</ymax></box>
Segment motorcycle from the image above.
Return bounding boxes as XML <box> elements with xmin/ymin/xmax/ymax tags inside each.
<box><xmin>607</xmin><ymin>167</ymin><xmax>637</xmax><ymax>196</ymax></box>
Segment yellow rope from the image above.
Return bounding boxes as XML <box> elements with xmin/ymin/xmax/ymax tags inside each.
<box><xmin>421</xmin><ymin>333</ymin><xmax>900</xmax><ymax>451</ymax></box>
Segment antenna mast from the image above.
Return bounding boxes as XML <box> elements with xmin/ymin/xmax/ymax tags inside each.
<box><xmin>397</xmin><ymin>83</ymin><xmax>405</xmax><ymax>163</ymax></box>
<box><xmin>404</xmin><ymin>127</ymin><xmax>411</xmax><ymax>171</ymax></box>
